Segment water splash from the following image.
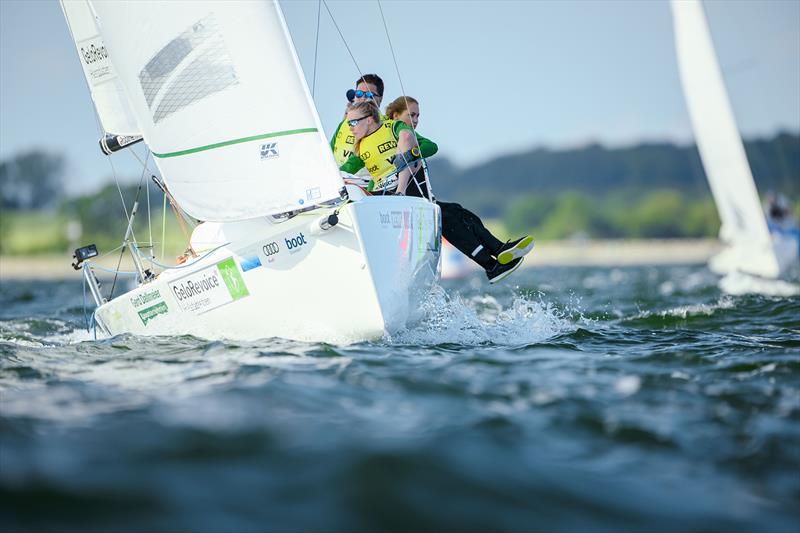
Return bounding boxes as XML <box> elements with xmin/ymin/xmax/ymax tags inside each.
<box><xmin>390</xmin><ymin>285</ymin><xmax>576</xmax><ymax>346</ymax></box>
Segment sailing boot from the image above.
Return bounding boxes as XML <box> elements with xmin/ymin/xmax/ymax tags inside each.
<box><xmin>486</xmin><ymin>256</ymin><xmax>524</xmax><ymax>284</ymax></box>
<box><xmin>496</xmin><ymin>236</ymin><xmax>535</xmax><ymax>265</ymax></box>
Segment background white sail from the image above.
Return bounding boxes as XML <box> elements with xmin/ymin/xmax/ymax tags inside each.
<box><xmin>60</xmin><ymin>0</ymin><xmax>140</xmax><ymax>135</ymax></box>
<box><xmin>670</xmin><ymin>0</ymin><xmax>780</xmax><ymax>278</ymax></box>
<box><xmin>89</xmin><ymin>0</ymin><xmax>343</xmax><ymax>221</ymax></box>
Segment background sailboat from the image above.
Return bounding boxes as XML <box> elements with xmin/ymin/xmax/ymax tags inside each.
<box><xmin>670</xmin><ymin>0</ymin><xmax>799</xmax><ymax>281</ymax></box>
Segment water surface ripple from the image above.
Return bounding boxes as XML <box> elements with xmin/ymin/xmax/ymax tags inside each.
<box><xmin>1</xmin><ymin>265</ymin><xmax>798</xmax><ymax>532</ymax></box>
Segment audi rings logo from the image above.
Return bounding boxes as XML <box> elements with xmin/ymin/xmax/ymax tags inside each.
<box><xmin>262</xmin><ymin>242</ymin><xmax>280</xmax><ymax>257</ymax></box>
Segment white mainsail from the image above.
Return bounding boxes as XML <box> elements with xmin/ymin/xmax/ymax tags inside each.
<box><xmin>89</xmin><ymin>0</ymin><xmax>344</xmax><ymax>221</ymax></box>
<box><xmin>60</xmin><ymin>0</ymin><xmax>140</xmax><ymax>135</ymax></box>
<box><xmin>670</xmin><ymin>0</ymin><xmax>780</xmax><ymax>278</ymax></box>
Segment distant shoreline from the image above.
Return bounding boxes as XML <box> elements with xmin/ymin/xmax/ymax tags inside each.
<box><xmin>0</xmin><ymin>239</ymin><xmax>720</xmax><ymax>281</ymax></box>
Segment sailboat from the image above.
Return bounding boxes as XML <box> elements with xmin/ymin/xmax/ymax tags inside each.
<box><xmin>60</xmin><ymin>0</ymin><xmax>441</xmax><ymax>343</ymax></box>
<box><xmin>670</xmin><ymin>0</ymin><xmax>799</xmax><ymax>280</ymax></box>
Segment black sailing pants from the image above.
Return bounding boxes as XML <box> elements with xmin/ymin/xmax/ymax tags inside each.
<box><xmin>438</xmin><ymin>201</ymin><xmax>503</xmax><ymax>270</ymax></box>
<box><xmin>391</xmin><ymin>169</ymin><xmax>503</xmax><ymax>271</ymax></box>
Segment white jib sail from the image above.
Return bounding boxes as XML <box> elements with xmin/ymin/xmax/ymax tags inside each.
<box><xmin>89</xmin><ymin>0</ymin><xmax>344</xmax><ymax>222</ymax></box>
<box><xmin>60</xmin><ymin>0</ymin><xmax>140</xmax><ymax>135</ymax></box>
<box><xmin>670</xmin><ymin>0</ymin><xmax>779</xmax><ymax>277</ymax></box>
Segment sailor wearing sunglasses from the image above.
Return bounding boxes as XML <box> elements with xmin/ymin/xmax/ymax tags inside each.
<box><xmin>339</xmin><ymin>101</ymin><xmax>421</xmax><ymax>196</ymax></box>
<box><xmin>330</xmin><ymin>74</ymin><xmax>386</xmax><ymax>167</ymax></box>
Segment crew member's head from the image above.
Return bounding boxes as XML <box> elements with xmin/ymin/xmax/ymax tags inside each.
<box><xmin>346</xmin><ymin>101</ymin><xmax>381</xmax><ymax>141</ymax></box>
<box><xmin>386</xmin><ymin>96</ymin><xmax>420</xmax><ymax>129</ymax></box>
<box><xmin>348</xmin><ymin>73</ymin><xmax>384</xmax><ymax>107</ymax></box>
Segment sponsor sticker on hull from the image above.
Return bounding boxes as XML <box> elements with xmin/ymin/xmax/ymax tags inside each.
<box><xmin>130</xmin><ymin>288</ymin><xmax>169</xmax><ymax>326</ymax></box>
<box><xmin>168</xmin><ymin>258</ymin><xmax>249</xmax><ymax>315</ymax></box>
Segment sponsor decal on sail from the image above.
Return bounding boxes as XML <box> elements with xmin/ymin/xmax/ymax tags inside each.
<box><xmin>77</xmin><ymin>36</ymin><xmax>113</xmax><ymax>84</ymax></box>
<box><xmin>260</xmin><ymin>142</ymin><xmax>279</xmax><ymax>160</ymax></box>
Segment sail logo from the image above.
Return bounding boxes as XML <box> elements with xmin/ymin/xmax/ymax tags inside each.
<box><xmin>284</xmin><ymin>232</ymin><xmax>308</xmax><ymax>253</ymax></box>
<box><xmin>80</xmin><ymin>43</ymin><xmax>109</xmax><ymax>65</ymax></box>
<box><xmin>306</xmin><ymin>188</ymin><xmax>321</xmax><ymax>201</ymax></box>
<box><xmin>260</xmin><ymin>142</ymin><xmax>279</xmax><ymax>160</ymax></box>
<box><xmin>76</xmin><ymin>36</ymin><xmax>113</xmax><ymax>83</ymax></box>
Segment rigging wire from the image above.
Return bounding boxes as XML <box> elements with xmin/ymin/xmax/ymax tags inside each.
<box><xmin>377</xmin><ymin>0</ymin><xmax>408</xmax><ymax>102</ymax></box>
<box><xmin>376</xmin><ymin>0</ymin><xmax>434</xmax><ymax>201</ymax></box>
<box><xmin>321</xmin><ymin>0</ymin><xmax>365</xmax><ymax>82</ymax></box>
<box><xmin>311</xmin><ymin>0</ymin><xmax>322</xmax><ymax>98</ymax></box>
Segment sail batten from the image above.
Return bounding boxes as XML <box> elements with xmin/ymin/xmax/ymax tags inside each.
<box><xmin>87</xmin><ymin>0</ymin><xmax>344</xmax><ymax>222</ymax></box>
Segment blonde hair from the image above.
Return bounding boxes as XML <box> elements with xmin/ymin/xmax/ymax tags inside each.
<box><xmin>385</xmin><ymin>96</ymin><xmax>418</xmax><ymax>121</ymax></box>
<box><xmin>347</xmin><ymin>101</ymin><xmax>380</xmax><ymax>122</ymax></box>
<box><xmin>347</xmin><ymin>101</ymin><xmax>381</xmax><ymax>153</ymax></box>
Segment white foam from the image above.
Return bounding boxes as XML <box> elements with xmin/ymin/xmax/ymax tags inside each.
<box><xmin>390</xmin><ymin>285</ymin><xmax>576</xmax><ymax>346</ymax></box>
<box><xmin>718</xmin><ymin>271</ymin><xmax>800</xmax><ymax>297</ymax></box>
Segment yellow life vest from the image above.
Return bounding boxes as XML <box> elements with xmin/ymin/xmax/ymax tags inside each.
<box><xmin>332</xmin><ymin>120</ymin><xmax>356</xmax><ymax>166</ymax></box>
<box><xmin>358</xmin><ymin>119</ymin><xmax>401</xmax><ymax>190</ymax></box>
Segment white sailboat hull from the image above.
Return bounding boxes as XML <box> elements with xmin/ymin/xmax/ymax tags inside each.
<box><xmin>708</xmin><ymin>233</ymin><xmax>798</xmax><ymax>279</ymax></box>
<box><xmin>94</xmin><ymin>196</ymin><xmax>441</xmax><ymax>343</ymax></box>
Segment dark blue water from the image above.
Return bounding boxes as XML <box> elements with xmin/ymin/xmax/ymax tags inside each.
<box><xmin>2</xmin><ymin>265</ymin><xmax>799</xmax><ymax>532</ymax></box>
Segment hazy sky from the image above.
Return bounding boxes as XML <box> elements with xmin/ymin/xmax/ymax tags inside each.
<box><xmin>1</xmin><ymin>0</ymin><xmax>798</xmax><ymax>195</ymax></box>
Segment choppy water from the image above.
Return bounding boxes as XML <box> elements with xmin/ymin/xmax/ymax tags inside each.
<box><xmin>1</xmin><ymin>265</ymin><xmax>799</xmax><ymax>532</ymax></box>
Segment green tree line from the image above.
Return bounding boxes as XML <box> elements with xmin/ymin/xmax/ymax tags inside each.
<box><xmin>1</xmin><ymin>133</ymin><xmax>798</xmax><ymax>254</ymax></box>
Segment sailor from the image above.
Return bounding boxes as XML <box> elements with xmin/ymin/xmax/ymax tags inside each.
<box><xmin>343</xmin><ymin>98</ymin><xmax>533</xmax><ymax>283</ymax></box>
<box><xmin>330</xmin><ymin>74</ymin><xmax>386</xmax><ymax>167</ymax></box>
<box><xmin>384</xmin><ymin>95</ymin><xmax>535</xmax><ymax>283</ymax></box>
<box><xmin>340</xmin><ymin>100</ymin><xmax>420</xmax><ymax>196</ymax></box>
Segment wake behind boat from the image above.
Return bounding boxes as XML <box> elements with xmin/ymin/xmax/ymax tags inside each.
<box><xmin>62</xmin><ymin>0</ymin><xmax>441</xmax><ymax>343</ymax></box>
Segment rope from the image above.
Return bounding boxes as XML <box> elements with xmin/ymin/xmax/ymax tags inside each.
<box><xmin>322</xmin><ymin>0</ymin><xmax>365</xmax><ymax>80</ymax></box>
<box><xmin>376</xmin><ymin>0</ymin><xmax>434</xmax><ymax>202</ymax></box>
<box><xmin>161</xmin><ymin>194</ymin><xmax>167</xmax><ymax>260</ymax></box>
<box><xmin>132</xmin><ymin>242</ymin><xmax>231</xmax><ymax>270</ymax></box>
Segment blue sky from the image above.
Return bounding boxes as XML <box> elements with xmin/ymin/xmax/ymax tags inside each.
<box><xmin>1</xmin><ymin>0</ymin><xmax>798</xmax><ymax>195</ymax></box>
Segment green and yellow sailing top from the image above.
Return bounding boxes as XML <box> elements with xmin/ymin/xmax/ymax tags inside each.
<box><xmin>338</xmin><ymin>119</ymin><xmax>438</xmax><ymax>191</ymax></box>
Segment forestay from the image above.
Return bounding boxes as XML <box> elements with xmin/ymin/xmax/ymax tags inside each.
<box><xmin>670</xmin><ymin>1</ymin><xmax>774</xmax><ymax>258</ymax></box>
<box><xmin>89</xmin><ymin>0</ymin><xmax>343</xmax><ymax>221</ymax></box>
<box><xmin>60</xmin><ymin>0</ymin><xmax>140</xmax><ymax>135</ymax></box>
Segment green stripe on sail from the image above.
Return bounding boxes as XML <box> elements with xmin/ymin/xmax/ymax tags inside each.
<box><xmin>151</xmin><ymin>128</ymin><xmax>318</xmax><ymax>158</ymax></box>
